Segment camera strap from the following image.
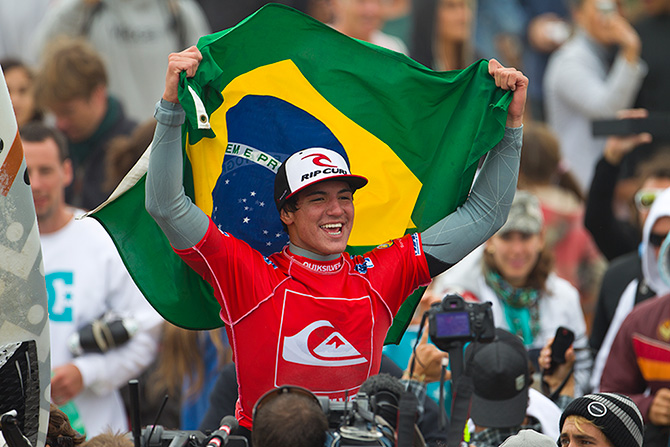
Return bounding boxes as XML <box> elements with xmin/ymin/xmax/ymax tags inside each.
<box><xmin>446</xmin><ymin>374</ymin><xmax>473</xmax><ymax>447</ymax></box>
<box><xmin>397</xmin><ymin>391</ymin><xmax>418</xmax><ymax>447</ymax></box>
<box><xmin>542</xmin><ymin>366</ymin><xmax>574</xmax><ymax>402</ymax></box>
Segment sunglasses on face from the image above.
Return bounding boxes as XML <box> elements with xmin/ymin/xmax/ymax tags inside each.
<box><xmin>635</xmin><ymin>188</ymin><xmax>666</xmax><ymax>212</ymax></box>
<box><xmin>252</xmin><ymin>385</ymin><xmax>322</xmax><ymax>421</ymax></box>
<box><xmin>648</xmin><ymin>232</ymin><xmax>669</xmax><ymax>248</ymax></box>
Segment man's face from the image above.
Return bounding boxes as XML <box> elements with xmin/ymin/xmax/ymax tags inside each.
<box><xmin>560</xmin><ymin>416</ymin><xmax>613</xmax><ymax>447</ymax></box>
<box><xmin>280</xmin><ymin>180</ymin><xmax>355</xmax><ymax>256</ymax></box>
<box><xmin>24</xmin><ymin>138</ymin><xmax>72</xmax><ymax>223</ymax></box>
<box><xmin>48</xmin><ymin>86</ymin><xmax>106</xmax><ymax>143</ymax></box>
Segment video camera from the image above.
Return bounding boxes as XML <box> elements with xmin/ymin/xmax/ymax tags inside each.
<box><xmin>129</xmin><ymin>374</ymin><xmax>412</xmax><ymax>447</ymax></box>
<box><xmin>321</xmin><ymin>374</ymin><xmax>406</xmax><ymax>447</ymax></box>
<box><xmin>125</xmin><ymin>381</ymin><xmax>248</xmax><ymax>447</ymax></box>
<box><xmin>136</xmin><ymin>426</ymin><xmax>210</xmax><ymax>447</ymax></box>
<box><xmin>427</xmin><ymin>293</ymin><xmax>495</xmax><ymax>351</ymax></box>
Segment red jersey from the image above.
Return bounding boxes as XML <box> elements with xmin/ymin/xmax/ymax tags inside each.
<box><xmin>175</xmin><ymin>219</ymin><xmax>431</xmax><ymax>429</ymax></box>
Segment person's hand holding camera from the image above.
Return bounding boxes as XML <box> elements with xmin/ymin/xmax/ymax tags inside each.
<box><xmin>404</xmin><ymin>324</ymin><xmax>450</xmax><ymax>383</ymax></box>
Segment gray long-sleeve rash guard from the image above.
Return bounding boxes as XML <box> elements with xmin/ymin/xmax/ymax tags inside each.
<box><xmin>146</xmin><ymin>99</ymin><xmax>522</xmax><ymax>278</ymax></box>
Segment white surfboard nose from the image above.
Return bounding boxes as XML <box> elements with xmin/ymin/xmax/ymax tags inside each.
<box><xmin>0</xmin><ymin>66</ymin><xmax>50</xmax><ymax>447</ymax></box>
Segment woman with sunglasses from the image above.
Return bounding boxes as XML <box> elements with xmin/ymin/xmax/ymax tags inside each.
<box><xmin>587</xmin><ymin>142</ymin><xmax>670</xmax><ymax>356</ymax></box>
<box><xmin>590</xmin><ymin>185</ymin><xmax>670</xmax><ymax>392</ymax></box>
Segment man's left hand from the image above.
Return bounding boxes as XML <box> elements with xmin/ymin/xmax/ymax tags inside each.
<box><xmin>488</xmin><ymin>59</ymin><xmax>528</xmax><ymax>128</ymax></box>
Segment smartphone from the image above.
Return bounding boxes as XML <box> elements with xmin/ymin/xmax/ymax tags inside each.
<box><xmin>545</xmin><ymin>326</ymin><xmax>575</xmax><ymax>375</ymax></box>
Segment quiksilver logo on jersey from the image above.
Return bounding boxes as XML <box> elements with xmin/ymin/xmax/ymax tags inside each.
<box><xmin>282</xmin><ymin>320</ymin><xmax>367</xmax><ymax>366</ymax></box>
<box><xmin>302</xmin><ymin>261</ymin><xmax>342</xmax><ymax>272</ymax></box>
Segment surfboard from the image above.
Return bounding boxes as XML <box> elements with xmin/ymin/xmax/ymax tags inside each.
<box><xmin>0</xmin><ymin>67</ymin><xmax>50</xmax><ymax>447</ymax></box>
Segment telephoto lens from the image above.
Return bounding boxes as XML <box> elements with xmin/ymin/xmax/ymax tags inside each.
<box><xmin>68</xmin><ymin>318</ymin><xmax>138</xmax><ymax>356</ymax></box>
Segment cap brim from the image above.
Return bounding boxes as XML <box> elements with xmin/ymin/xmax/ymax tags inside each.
<box><xmin>470</xmin><ymin>387</ymin><xmax>528</xmax><ymax>428</ymax></box>
<box><xmin>284</xmin><ymin>174</ymin><xmax>368</xmax><ymax>202</ymax></box>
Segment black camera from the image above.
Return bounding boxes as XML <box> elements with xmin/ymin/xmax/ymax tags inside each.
<box><xmin>428</xmin><ymin>294</ymin><xmax>495</xmax><ymax>351</ymax></box>
<box><xmin>321</xmin><ymin>373</ymin><xmax>418</xmax><ymax>447</ymax></box>
<box><xmin>322</xmin><ymin>393</ymin><xmax>395</xmax><ymax>447</ymax></box>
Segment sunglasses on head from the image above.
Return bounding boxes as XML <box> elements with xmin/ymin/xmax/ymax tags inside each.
<box><xmin>252</xmin><ymin>385</ymin><xmax>322</xmax><ymax>421</ymax></box>
<box><xmin>635</xmin><ymin>188</ymin><xmax>666</xmax><ymax>212</ymax></box>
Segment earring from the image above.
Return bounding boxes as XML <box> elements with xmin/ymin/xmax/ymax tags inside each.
<box><xmin>486</xmin><ymin>246</ymin><xmax>495</xmax><ymax>254</ymax></box>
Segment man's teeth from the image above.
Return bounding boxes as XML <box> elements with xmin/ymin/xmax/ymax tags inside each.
<box><xmin>321</xmin><ymin>223</ymin><xmax>343</xmax><ymax>234</ymax></box>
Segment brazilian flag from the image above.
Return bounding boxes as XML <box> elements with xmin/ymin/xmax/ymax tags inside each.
<box><xmin>91</xmin><ymin>3</ymin><xmax>511</xmax><ymax>344</ymax></box>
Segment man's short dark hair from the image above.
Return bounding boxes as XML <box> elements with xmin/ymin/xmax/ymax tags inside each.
<box><xmin>252</xmin><ymin>392</ymin><xmax>328</xmax><ymax>447</ymax></box>
<box><xmin>20</xmin><ymin>122</ymin><xmax>69</xmax><ymax>162</ymax></box>
<box><xmin>279</xmin><ymin>194</ymin><xmax>300</xmax><ymax>234</ymax></box>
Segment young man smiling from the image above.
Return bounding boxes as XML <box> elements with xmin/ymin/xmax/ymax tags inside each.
<box><xmin>145</xmin><ymin>45</ymin><xmax>528</xmax><ymax>433</ymax></box>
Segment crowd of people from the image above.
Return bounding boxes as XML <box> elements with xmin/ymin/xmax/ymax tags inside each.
<box><xmin>3</xmin><ymin>0</ymin><xmax>670</xmax><ymax>446</ymax></box>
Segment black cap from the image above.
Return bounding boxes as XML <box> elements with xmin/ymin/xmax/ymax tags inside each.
<box><xmin>465</xmin><ymin>328</ymin><xmax>531</xmax><ymax>428</ymax></box>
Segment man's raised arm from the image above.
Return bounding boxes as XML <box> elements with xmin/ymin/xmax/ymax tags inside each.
<box><xmin>145</xmin><ymin>46</ymin><xmax>210</xmax><ymax>250</ymax></box>
<box><xmin>421</xmin><ymin>59</ymin><xmax>528</xmax><ymax>277</ymax></box>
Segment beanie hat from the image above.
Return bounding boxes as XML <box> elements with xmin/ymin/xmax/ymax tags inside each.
<box><xmin>274</xmin><ymin>147</ymin><xmax>368</xmax><ymax>211</ymax></box>
<box><xmin>499</xmin><ymin>429</ymin><xmax>556</xmax><ymax>447</ymax></box>
<box><xmin>559</xmin><ymin>393</ymin><xmax>644</xmax><ymax>447</ymax></box>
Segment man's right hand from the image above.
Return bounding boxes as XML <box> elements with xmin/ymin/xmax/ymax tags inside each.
<box><xmin>648</xmin><ymin>388</ymin><xmax>670</xmax><ymax>426</ymax></box>
<box><xmin>162</xmin><ymin>46</ymin><xmax>203</xmax><ymax>103</ymax></box>
<box><xmin>487</xmin><ymin>58</ymin><xmax>528</xmax><ymax>128</ymax></box>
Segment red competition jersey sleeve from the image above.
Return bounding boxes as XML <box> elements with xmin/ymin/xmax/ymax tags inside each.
<box><xmin>174</xmin><ymin>219</ymin><xmax>284</xmax><ymax>325</ymax></box>
<box><xmin>352</xmin><ymin>232</ymin><xmax>431</xmax><ymax>315</ymax></box>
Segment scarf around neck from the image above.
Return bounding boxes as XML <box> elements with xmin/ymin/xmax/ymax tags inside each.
<box><xmin>484</xmin><ymin>268</ymin><xmax>541</xmax><ymax>345</ymax></box>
